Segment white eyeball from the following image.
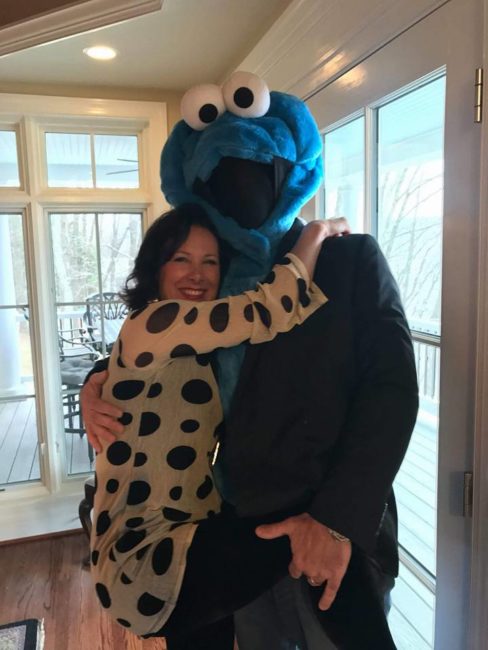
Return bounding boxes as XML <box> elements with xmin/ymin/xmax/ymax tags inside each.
<box><xmin>181</xmin><ymin>84</ymin><xmax>225</xmax><ymax>131</ymax></box>
<box><xmin>222</xmin><ymin>71</ymin><xmax>270</xmax><ymax>119</ymax></box>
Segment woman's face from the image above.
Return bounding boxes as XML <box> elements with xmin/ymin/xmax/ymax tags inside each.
<box><xmin>158</xmin><ymin>225</ymin><xmax>220</xmax><ymax>301</ymax></box>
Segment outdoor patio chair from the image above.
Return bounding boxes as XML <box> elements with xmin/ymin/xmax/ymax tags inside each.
<box><xmin>83</xmin><ymin>292</ymin><xmax>128</xmax><ymax>355</ymax></box>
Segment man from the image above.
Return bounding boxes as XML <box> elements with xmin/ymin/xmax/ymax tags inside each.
<box><xmin>82</xmin><ymin>73</ymin><xmax>418</xmax><ymax>647</ymax></box>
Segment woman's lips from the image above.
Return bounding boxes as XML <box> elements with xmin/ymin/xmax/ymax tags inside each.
<box><xmin>178</xmin><ymin>288</ymin><xmax>206</xmax><ymax>300</ymax></box>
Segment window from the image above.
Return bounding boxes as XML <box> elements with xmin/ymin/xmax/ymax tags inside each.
<box><xmin>0</xmin><ymin>93</ymin><xmax>165</xmax><ymax>501</ymax></box>
<box><xmin>50</xmin><ymin>212</ymin><xmax>142</xmax><ymax>474</ymax></box>
<box><xmin>0</xmin><ymin>213</ymin><xmax>40</xmax><ymax>484</ymax></box>
<box><xmin>377</xmin><ymin>78</ymin><xmax>446</xmax><ymax>582</ymax></box>
<box><xmin>45</xmin><ymin>132</ymin><xmax>140</xmax><ymax>189</ymax></box>
<box><xmin>0</xmin><ymin>130</ymin><xmax>20</xmax><ymax>187</ymax></box>
<box><xmin>377</xmin><ymin>78</ymin><xmax>444</xmax><ymax>337</ymax></box>
<box><xmin>322</xmin><ymin>74</ymin><xmax>446</xmax><ymax>647</ymax></box>
<box><xmin>324</xmin><ymin>116</ymin><xmax>365</xmax><ymax>233</ymax></box>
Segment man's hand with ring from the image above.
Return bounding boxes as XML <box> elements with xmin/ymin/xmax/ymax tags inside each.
<box><xmin>255</xmin><ymin>513</ymin><xmax>352</xmax><ymax>610</ymax></box>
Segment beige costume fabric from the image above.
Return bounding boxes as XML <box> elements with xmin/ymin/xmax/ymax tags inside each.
<box><xmin>91</xmin><ymin>254</ymin><xmax>327</xmax><ymax>636</ymax></box>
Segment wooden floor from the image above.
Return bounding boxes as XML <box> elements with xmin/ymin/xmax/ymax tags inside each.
<box><xmin>1</xmin><ymin>397</ymin><xmax>437</xmax><ymax>648</ymax></box>
<box><xmin>0</xmin><ymin>533</ymin><xmax>167</xmax><ymax>650</ymax></box>
<box><xmin>0</xmin><ymin>532</ymin><xmax>429</xmax><ymax>650</ymax></box>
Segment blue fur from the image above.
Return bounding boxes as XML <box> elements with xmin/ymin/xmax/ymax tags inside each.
<box><xmin>160</xmin><ymin>90</ymin><xmax>323</xmax><ymax>417</ymax></box>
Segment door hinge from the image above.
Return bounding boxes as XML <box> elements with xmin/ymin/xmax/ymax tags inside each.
<box><xmin>463</xmin><ymin>471</ymin><xmax>473</xmax><ymax>517</ymax></box>
<box><xmin>475</xmin><ymin>68</ymin><xmax>483</xmax><ymax>123</ymax></box>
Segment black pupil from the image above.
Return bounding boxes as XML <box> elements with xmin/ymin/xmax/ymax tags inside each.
<box><xmin>199</xmin><ymin>103</ymin><xmax>218</xmax><ymax>124</ymax></box>
<box><xmin>234</xmin><ymin>87</ymin><xmax>254</xmax><ymax>109</ymax></box>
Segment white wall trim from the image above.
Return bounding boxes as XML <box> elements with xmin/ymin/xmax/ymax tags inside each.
<box><xmin>236</xmin><ymin>0</ymin><xmax>450</xmax><ymax>99</ymax></box>
<box><xmin>0</xmin><ymin>0</ymin><xmax>163</xmax><ymax>57</ymax></box>
<box><xmin>469</xmin><ymin>3</ymin><xmax>488</xmax><ymax>645</ymax></box>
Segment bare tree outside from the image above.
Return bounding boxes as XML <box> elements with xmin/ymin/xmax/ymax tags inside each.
<box><xmin>378</xmin><ymin>162</ymin><xmax>443</xmax><ymax>335</ymax></box>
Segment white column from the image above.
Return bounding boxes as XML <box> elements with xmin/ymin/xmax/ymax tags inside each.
<box><xmin>0</xmin><ymin>216</ymin><xmax>22</xmax><ymax>396</ymax></box>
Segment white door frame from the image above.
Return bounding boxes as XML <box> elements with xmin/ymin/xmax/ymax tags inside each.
<box><xmin>305</xmin><ymin>2</ymin><xmax>483</xmax><ymax>647</ymax></box>
<box><xmin>469</xmin><ymin>2</ymin><xmax>488</xmax><ymax>647</ymax></box>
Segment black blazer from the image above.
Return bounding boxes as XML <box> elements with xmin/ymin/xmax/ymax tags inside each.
<box><xmin>218</xmin><ymin>226</ymin><xmax>419</xmax><ymax>577</ymax></box>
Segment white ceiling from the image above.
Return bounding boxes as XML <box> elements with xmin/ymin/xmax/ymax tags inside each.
<box><xmin>0</xmin><ymin>0</ymin><xmax>291</xmax><ymax>91</ymax></box>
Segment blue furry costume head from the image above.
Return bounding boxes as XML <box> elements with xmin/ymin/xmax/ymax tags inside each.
<box><xmin>161</xmin><ymin>73</ymin><xmax>323</xmax><ymax>292</ymax></box>
<box><xmin>160</xmin><ymin>72</ymin><xmax>323</xmax><ymax>414</ymax></box>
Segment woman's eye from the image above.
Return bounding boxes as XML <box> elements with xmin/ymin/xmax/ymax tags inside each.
<box><xmin>172</xmin><ymin>256</ymin><xmax>189</xmax><ymax>263</ymax></box>
<box><xmin>204</xmin><ymin>259</ymin><xmax>219</xmax><ymax>266</ymax></box>
<box><xmin>222</xmin><ymin>71</ymin><xmax>270</xmax><ymax>119</ymax></box>
<box><xmin>180</xmin><ymin>84</ymin><xmax>225</xmax><ymax>131</ymax></box>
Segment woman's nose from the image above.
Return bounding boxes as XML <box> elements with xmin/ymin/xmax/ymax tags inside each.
<box><xmin>188</xmin><ymin>265</ymin><xmax>203</xmax><ymax>281</ymax></box>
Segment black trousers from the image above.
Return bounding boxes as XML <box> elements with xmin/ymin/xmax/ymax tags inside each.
<box><xmin>144</xmin><ymin>509</ymin><xmax>396</xmax><ymax>650</ymax></box>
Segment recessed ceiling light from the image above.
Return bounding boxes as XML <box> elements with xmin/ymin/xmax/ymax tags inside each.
<box><xmin>83</xmin><ymin>46</ymin><xmax>117</xmax><ymax>61</ymax></box>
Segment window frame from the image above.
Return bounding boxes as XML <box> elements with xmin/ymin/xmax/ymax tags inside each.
<box><xmin>0</xmin><ymin>94</ymin><xmax>167</xmax><ymax>538</ymax></box>
<box><xmin>0</xmin><ymin>125</ymin><xmax>23</xmax><ymax>190</ymax></box>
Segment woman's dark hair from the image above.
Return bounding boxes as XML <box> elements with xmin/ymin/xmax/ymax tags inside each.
<box><xmin>120</xmin><ymin>203</ymin><xmax>227</xmax><ymax>310</ymax></box>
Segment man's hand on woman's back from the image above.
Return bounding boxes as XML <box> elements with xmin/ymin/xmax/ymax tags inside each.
<box><xmin>80</xmin><ymin>370</ymin><xmax>123</xmax><ymax>452</ymax></box>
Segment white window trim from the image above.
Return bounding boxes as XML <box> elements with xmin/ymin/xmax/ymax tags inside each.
<box><xmin>0</xmin><ymin>94</ymin><xmax>167</xmax><ymax>541</ymax></box>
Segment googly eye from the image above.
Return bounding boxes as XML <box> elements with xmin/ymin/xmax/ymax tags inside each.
<box><xmin>222</xmin><ymin>71</ymin><xmax>270</xmax><ymax>119</ymax></box>
<box><xmin>181</xmin><ymin>84</ymin><xmax>225</xmax><ymax>131</ymax></box>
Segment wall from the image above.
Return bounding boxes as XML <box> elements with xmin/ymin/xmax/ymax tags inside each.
<box><xmin>236</xmin><ymin>0</ymin><xmax>447</xmax><ymax>98</ymax></box>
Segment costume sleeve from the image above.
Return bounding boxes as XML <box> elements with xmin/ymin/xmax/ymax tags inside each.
<box><xmin>119</xmin><ymin>253</ymin><xmax>327</xmax><ymax>369</ymax></box>
<box><xmin>307</xmin><ymin>235</ymin><xmax>419</xmax><ymax>553</ymax></box>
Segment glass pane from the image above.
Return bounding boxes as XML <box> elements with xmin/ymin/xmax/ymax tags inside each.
<box><xmin>50</xmin><ymin>212</ymin><xmax>142</xmax><ymax>476</ymax></box>
<box><xmin>0</xmin><ymin>397</ymin><xmax>41</xmax><ymax>484</ymax></box>
<box><xmin>324</xmin><ymin>117</ymin><xmax>365</xmax><ymax>232</ymax></box>
<box><xmin>391</xmin><ymin>560</ymin><xmax>435</xmax><ymax>649</ymax></box>
<box><xmin>99</xmin><ymin>213</ymin><xmax>143</xmax><ymax>294</ymax></box>
<box><xmin>57</xmin><ymin>305</ymin><xmax>97</xmax><ymax>475</ymax></box>
<box><xmin>394</xmin><ymin>340</ymin><xmax>439</xmax><ymax>576</ymax></box>
<box><xmin>0</xmin><ymin>307</ymin><xmax>38</xmax><ymax>485</ymax></box>
<box><xmin>0</xmin><ymin>211</ymin><xmax>40</xmax><ymax>485</ymax></box>
<box><xmin>56</xmin><ymin>305</ymin><xmax>97</xmax><ymax>361</ymax></box>
<box><xmin>0</xmin><ymin>131</ymin><xmax>20</xmax><ymax>187</ymax></box>
<box><xmin>0</xmin><ymin>214</ymin><xmax>28</xmax><ymax>305</ymax></box>
<box><xmin>377</xmin><ymin>77</ymin><xmax>446</xmax><ymax>336</ymax></box>
<box><xmin>0</xmin><ymin>307</ymin><xmax>34</xmax><ymax>399</ymax></box>
<box><xmin>50</xmin><ymin>213</ymin><xmax>98</xmax><ymax>302</ymax></box>
<box><xmin>95</xmin><ymin>135</ymin><xmax>139</xmax><ymax>188</ymax></box>
<box><xmin>46</xmin><ymin>133</ymin><xmax>93</xmax><ymax>188</ymax></box>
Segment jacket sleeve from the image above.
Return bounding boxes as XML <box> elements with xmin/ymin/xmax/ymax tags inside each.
<box><xmin>119</xmin><ymin>254</ymin><xmax>327</xmax><ymax>369</ymax></box>
<box><xmin>306</xmin><ymin>235</ymin><xmax>419</xmax><ymax>554</ymax></box>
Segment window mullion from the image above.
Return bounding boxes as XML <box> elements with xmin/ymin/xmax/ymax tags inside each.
<box><xmin>94</xmin><ymin>212</ymin><xmax>106</xmax><ymax>357</ymax></box>
<box><xmin>90</xmin><ymin>132</ymin><xmax>97</xmax><ymax>189</ymax></box>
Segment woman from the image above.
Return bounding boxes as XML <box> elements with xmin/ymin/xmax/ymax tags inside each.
<box><xmin>91</xmin><ymin>204</ymin><xmax>387</xmax><ymax>649</ymax></box>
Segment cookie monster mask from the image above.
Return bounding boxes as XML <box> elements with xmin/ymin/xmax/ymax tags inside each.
<box><xmin>161</xmin><ymin>71</ymin><xmax>324</xmax><ymax>295</ymax></box>
<box><xmin>160</xmin><ymin>71</ymin><xmax>324</xmax><ymax>416</ymax></box>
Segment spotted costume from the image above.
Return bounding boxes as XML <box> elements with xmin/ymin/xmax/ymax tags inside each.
<box><xmin>91</xmin><ymin>253</ymin><xmax>326</xmax><ymax>636</ymax></box>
